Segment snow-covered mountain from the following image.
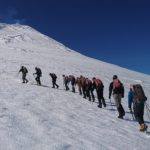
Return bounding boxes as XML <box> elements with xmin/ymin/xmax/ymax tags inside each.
<box><xmin>0</xmin><ymin>23</ymin><xmax>150</xmax><ymax>150</ymax></box>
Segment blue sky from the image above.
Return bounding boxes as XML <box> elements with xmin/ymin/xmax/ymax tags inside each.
<box><xmin>0</xmin><ymin>0</ymin><xmax>150</xmax><ymax>74</ymax></box>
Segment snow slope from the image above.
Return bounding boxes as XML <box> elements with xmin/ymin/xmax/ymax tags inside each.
<box><xmin>0</xmin><ymin>23</ymin><xmax>150</xmax><ymax>150</ymax></box>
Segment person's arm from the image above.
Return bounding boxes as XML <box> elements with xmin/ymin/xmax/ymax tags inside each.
<box><xmin>19</xmin><ymin>68</ymin><xmax>22</xmax><ymax>73</ymax></box>
<box><xmin>121</xmin><ymin>84</ymin><xmax>124</xmax><ymax>98</ymax></box>
<box><xmin>92</xmin><ymin>82</ymin><xmax>96</xmax><ymax>91</ymax></box>
<box><xmin>109</xmin><ymin>82</ymin><xmax>113</xmax><ymax>99</ymax></box>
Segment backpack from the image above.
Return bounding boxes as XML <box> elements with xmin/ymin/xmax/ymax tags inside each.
<box><xmin>113</xmin><ymin>79</ymin><xmax>122</xmax><ymax>89</ymax></box>
<box><xmin>37</xmin><ymin>68</ymin><xmax>42</xmax><ymax>76</ymax></box>
<box><xmin>133</xmin><ymin>84</ymin><xmax>147</xmax><ymax>102</ymax></box>
<box><xmin>53</xmin><ymin>73</ymin><xmax>57</xmax><ymax>79</ymax></box>
<box><xmin>23</xmin><ymin>67</ymin><xmax>28</xmax><ymax>73</ymax></box>
<box><xmin>95</xmin><ymin>79</ymin><xmax>102</xmax><ymax>87</ymax></box>
<box><xmin>85</xmin><ymin>79</ymin><xmax>92</xmax><ymax>85</ymax></box>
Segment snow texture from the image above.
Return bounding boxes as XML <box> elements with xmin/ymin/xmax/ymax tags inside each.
<box><xmin>0</xmin><ymin>23</ymin><xmax>150</xmax><ymax>150</ymax></box>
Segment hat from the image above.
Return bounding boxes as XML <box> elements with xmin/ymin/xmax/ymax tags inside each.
<box><xmin>113</xmin><ymin>75</ymin><xmax>118</xmax><ymax>80</ymax></box>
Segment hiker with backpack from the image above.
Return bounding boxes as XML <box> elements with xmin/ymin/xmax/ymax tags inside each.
<box><xmin>86</xmin><ymin>78</ymin><xmax>95</xmax><ymax>102</ymax></box>
<box><xmin>128</xmin><ymin>84</ymin><xmax>148</xmax><ymax>131</ymax></box>
<box><xmin>19</xmin><ymin>66</ymin><xmax>28</xmax><ymax>83</ymax></box>
<box><xmin>49</xmin><ymin>73</ymin><xmax>59</xmax><ymax>88</ymax></box>
<box><xmin>80</xmin><ymin>76</ymin><xmax>87</xmax><ymax>99</ymax></box>
<box><xmin>93</xmin><ymin>77</ymin><xmax>106</xmax><ymax>108</ymax></box>
<box><xmin>109</xmin><ymin>75</ymin><xmax>125</xmax><ymax>119</ymax></box>
<box><xmin>62</xmin><ymin>75</ymin><xmax>70</xmax><ymax>91</ymax></box>
<box><xmin>76</xmin><ymin>77</ymin><xmax>82</xmax><ymax>95</ymax></box>
<box><xmin>69</xmin><ymin>75</ymin><xmax>76</xmax><ymax>93</ymax></box>
<box><xmin>33</xmin><ymin>67</ymin><xmax>42</xmax><ymax>86</ymax></box>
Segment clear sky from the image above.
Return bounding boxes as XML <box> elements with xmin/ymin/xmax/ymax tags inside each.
<box><xmin>0</xmin><ymin>0</ymin><xmax>150</xmax><ymax>75</ymax></box>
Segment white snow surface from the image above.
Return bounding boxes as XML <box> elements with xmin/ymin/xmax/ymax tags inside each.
<box><xmin>0</xmin><ymin>23</ymin><xmax>150</xmax><ymax>150</ymax></box>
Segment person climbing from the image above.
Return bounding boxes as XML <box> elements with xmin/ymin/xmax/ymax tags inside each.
<box><xmin>128</xmin><ymin>84</ymin><xmax>148</xmax><ymax>132</ymax></box>
<box><xmin>93</xmin><ymin>77</ymin><xmax>106</xmax><ymax>107</ymax></box>
<box><xmin>62</xmin><ymin>75</ymin><xmax>69</xmax><ymax>91</ymax></box>
<box><xmin>49</xmin><ymin>73</ymin><xmax>59</xmax><ymax>88</ymax></box>
<box><xmin>69</xmin><ymin>75</ymin><xmax>76</xmax><ymax>93</ymax></box>
<box><xmin>33</xmin><ymin>67</ymin><xmax>42</xmax><ymax>86</ymax></box>
<box><xmin>19</xmin><ymin>66</ymin><xmax>28</xmax><ymax>83</ymax></box>
<box><xmin>109</xmin><ymin>75</ymin><xmax>125</xmax><ymax>119</ymax></box>
<box><xmin>76</xmin><ymin>77</ymin><xmax>82</xmax><ymax>95</ymax></box>
<box><xmin>85</xmin><ymin>78</ymin><xmax>95</xmax><ymax>101</ymax></box>
<box><xmin>80</xmin><ymin>76</ymin><xmax>87</xmax><ymax>99</ymax></box>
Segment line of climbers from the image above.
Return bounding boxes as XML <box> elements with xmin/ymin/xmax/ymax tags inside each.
<box><xmin>62</xmin><ymin>75</ymin><xmax>106</xmax><ymax>108</ymax></box>
<box><xmin>19</xmin><ymin>66</ymin><xmax>148</xmax><ymax>132</ymax></box>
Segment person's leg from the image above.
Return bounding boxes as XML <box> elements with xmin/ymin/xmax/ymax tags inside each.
<box><xmin>101</xmin><ymin>90</ymin><xmax>106</xmax><ymax>107</ymax></box>
<box><xmin>114</xmin><ymin>94</ymin><xmax>124</xmax><ymax>118</ymax></box>
<box><xmin>97</xmin><ymin>90</ymin><xmax>102</xmax><ymax>108</ymax></box>
<box><xmin>22</xmin><ymin>74</ymin><xmax>25</xmax><ymax>83</ymax></box>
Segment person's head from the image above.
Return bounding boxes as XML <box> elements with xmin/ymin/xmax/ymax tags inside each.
<box><xmin>113</xmin><ymin>75</ymin><xmax>118</xmax><ymax>80</ymax></box>
<box><xmin>62</xmin><ymin>74</ymin><xmax>65</xmax><ymax>77</ymax></box>
<box><xmin>80</xmin><ymin>75</ymin><xmax>83</xmax><ymax>78</ymax></box>
<box><xmin>92</xmin><ymin>77</ymin><xmax>96</xmax><ymax>81</ymax></box>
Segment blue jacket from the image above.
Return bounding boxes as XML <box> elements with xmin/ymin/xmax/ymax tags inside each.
<box><xmin>128</xmin><ymin>89</ymin><xmax>144</xmax><ymax>108</ymax></box>
<box><xmin>128</xmin><ymin>90</ymin><xmax>134</xmax><ymax>108</ymax></box>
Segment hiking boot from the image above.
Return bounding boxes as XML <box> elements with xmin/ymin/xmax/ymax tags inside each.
<box><xmin>118</xmin><ymin>115</ymin><xmax>123</xmax><ymax>119</ymax></box>
<box><xmin>98</xmin><ymin>105</ymin><xmax>102</xmax><ymax>108</ymax></box>
<box><xmin>79</xmin><ymin>92</ymin><xmax>82</xmax><ymax>95</ymax></box>
<box><xmin>140</xmin><ymin>124</ymin><xmax>148</xmax><ymax>132</ymax></box>
<box><xmin>92</xmin><ymin>97</ymin><xmax>95</xmax><ymax>102</ymax></box>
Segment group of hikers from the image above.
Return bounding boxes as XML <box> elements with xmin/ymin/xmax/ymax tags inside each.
<box><xmin>19</xmin><ymin>66</ymin><xmax>148</xmax><ymax>132</ymax></box>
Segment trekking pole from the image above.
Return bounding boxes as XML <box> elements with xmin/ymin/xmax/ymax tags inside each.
<box><xmin>130</xmin><ymin>108</ymin><xmax>135</xmax><ymax>120</ymax></box>
<box><xmin>145</xmin><ymin>103</ymin><xmax>150</xmax><ymax>121</ymax></box>
<box><xmin>109</xmin><ymin>98</ymin><xmax>113</xmax><ymax>110</ymax></box>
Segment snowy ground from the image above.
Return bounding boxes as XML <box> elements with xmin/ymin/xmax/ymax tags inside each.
<box><xmin>0</xmin><ymin>23</ymin><xmax>150</xmax><ymax>150</ymax></box>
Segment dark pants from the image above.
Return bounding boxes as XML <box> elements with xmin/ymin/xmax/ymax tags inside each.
<box><xmin>35</xmin><ymin>75</ymin><xmax>41</xmax><ymax>85</ymax></box>
<box><xmin>134</xmin><ymin>103</ymin><xmax>144</xmax><ymax>125</ymax></box>
<box><xmin>52</xmin><ymin>80</ymin><xmax>59</xmax><ymax>88</ymax></box>
<box><xmin>86</xmin><ymin>89</ymin><xmax>95</xmax><ymax>101</ymax></box>
<box><xmin>82</xmin><ymin>86</ymin><xmax>87</xmax><ymax>98</ymax></box>
<box><xmin>117</xmin><ymin>104</ymin><xmax>125</xmax><ymax>118</ymax></box>
<box><xmin>22</xmin><ymin>74</ymin><xmax>28</xmax><ymax>83</ymax></box>
<box><xmin>72</xmin><ymin>85</ymin><xmax>75</xmax><ymax>93</ymax></box>
<box><xmin>65</xmin><ymin>82</ymin><xmax>69</xmax><ymax>91</ymax></box>
<box><xmin>96</xmin><ymin>89</ymin><xmax>106</xmax><ymax>107</ymax></box>
<box><xmin>86</xmin><ymin>88</ymin><xmax>91</xmax><ymax>100</ymax></box>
